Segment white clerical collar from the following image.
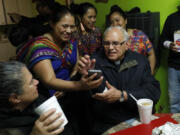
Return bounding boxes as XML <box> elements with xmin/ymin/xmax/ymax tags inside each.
<box><xmin>114</xmin><ymin>60</ymin><xmax>121</xmax><ymax>65</ymax></box>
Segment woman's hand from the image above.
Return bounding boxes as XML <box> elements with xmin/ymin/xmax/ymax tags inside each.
<box><xmin>80</xmin><ymin>22</ymin><xmax>87</xmax><ymax>35</ymax></box>
<box><xmin>31</xmin><ymin>108</ymin><xmax>64</xmax><ymax>135</ymax></box>
<box><xmin>79</xmin><ymin>73</ymin><xmax>103</xmax><ymax>90</ymax></box>
<box><xmin>78</xmin><ymin>55</ymin><xmax>96</xmax><ymax>75</ymax></box>
<box><xmin>77</xmin><ymin>55</ymin><xmax>103</xmax><ymax>90</ymax></box>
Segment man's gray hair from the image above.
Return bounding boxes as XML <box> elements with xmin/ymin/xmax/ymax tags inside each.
<box><xmin>103</xmin><ymin>26</ymin><xmax>129</xmax><ymax>41</ymax></box>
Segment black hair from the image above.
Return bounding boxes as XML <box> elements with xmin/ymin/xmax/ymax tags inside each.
<box><xmin>177</xmin><ymin>5</ymin><xmax>180</xmax><ymax>12</ymax></box>
<box><xmin>50</xmin><ymin>5</ymin><xmax>75</xmax><ymax>24</ymax></box>
<box><xmin>108</xmin><ymin>5</ymin><xmax>127</xmax><ymax>20</ymax></box>
<box><xmin>8</xmin><ymin>26</ymin><xmax>30</xmax><ymax>47</ymax></box>
<box><xmin>35</xmin><ymin>0</ymin><xmax>56</xmax><ymax>10</ymax></box>
<box><xmin>35</xmin><ymin>1</ymin><xmax>63</xmax><ymax>17</ymax></box>
<box><xmin>0</xmin><ymin>61</ymin><xmax>25</xmax><ymax>108</ymax></box>
<box><xmin>70</xmin><ymin>2</ymin><xmax>97</xmax><ymax>18</ymax></box>
<box><xmin>47</xmin><ymin>2</ymin><xmax>62</xmax><ymax>13</ymax></box>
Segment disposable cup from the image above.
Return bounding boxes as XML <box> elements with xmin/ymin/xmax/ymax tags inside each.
<box><xmin>35</xmin><ymin>96</ymin><xmax>68</xmax><ymax>127</ymax></box>
<box><xmin>175</xmin><ymin>40</ymin><xmax>180</xmax><ymax>52</ymax></box>
<box><xmin>174</xmin><ymin>33</ymin><xmax>180</xmax><ymax>52</ymax></box>
<box><xmin>137</xmin><ymin>98</ymin><xmax>153</xmax><ymax>124</ymax></box>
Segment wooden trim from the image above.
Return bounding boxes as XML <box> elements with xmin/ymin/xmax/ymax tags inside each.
<box><xmin>2</xmin><ymin>0</ymin><xmax>7</xmax><ymax>24</ymax></box>
<box><xmin>65</xmin><ymin>0</ymin><xmax>68</xmax><ymax>6</ymax></box>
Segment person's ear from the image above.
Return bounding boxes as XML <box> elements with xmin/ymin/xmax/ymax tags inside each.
<box><xmin>125</xmin><ymin>41</ymin><xmax>129</xmax><ymax>50</ymax></box>
<box><xmin>9</xmin><ymin>94</ymin><xmax>21</xmax><ymax>105</ymax></box>
<box><xmin>125</xmin><ymin>45</ymin><xmax>129</xmax><ymax>50</ymax></box>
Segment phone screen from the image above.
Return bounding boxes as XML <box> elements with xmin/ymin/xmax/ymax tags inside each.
<box><xmin>88</xmin><ymin>69</ymin><xmax>102</xmax><ymax>79</ymax></box>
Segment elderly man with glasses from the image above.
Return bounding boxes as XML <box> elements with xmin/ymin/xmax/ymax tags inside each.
<box><xmin>78</xmin><ymin>26</ymin><xmax>161</xmax><ymax>135</ymax></box>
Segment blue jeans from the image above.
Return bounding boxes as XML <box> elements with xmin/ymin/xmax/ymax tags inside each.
<box><xmin>168</xmin><ymin>67</ymin><xmax>180</xmax><ymax>113</ymax></box>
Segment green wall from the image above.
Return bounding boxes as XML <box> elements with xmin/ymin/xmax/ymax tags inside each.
<box><xmin>74</xmin><ymin>0</ymin><xmax>179</xmax><ymax>31</ymax></box>
<box><xmin>72</xmin><ymin>0</ymin><xmax>180</xmax><ymax>113</ymax></box>
<box><xmin>54</xmin><ymin>0</ymin><xmax>180</xmax><ymax>112</ymax></box>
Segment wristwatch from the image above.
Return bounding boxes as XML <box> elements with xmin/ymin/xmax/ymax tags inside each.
<box><xmin>119</xmin><ymin>91</ymin><xmax>125</xmax><ymax>102</ymax></box>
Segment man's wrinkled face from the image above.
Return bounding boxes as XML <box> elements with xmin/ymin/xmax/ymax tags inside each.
<box><xmin>103</xmin><ymin>28</ymin><xmax>128</xmax><ymax>61</ymax></box>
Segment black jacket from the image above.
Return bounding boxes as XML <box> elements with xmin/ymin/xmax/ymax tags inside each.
<box><xmin>0</xmin><ymin>96</ymin><xmax>47</xmax><ymax>135</ymax></box>
<box><xmin>160</xmin><ymin>11</ymin><xmax>180</xmax><ymax>69</ymax></box>
<box><xmin>91</xmin><ymin>49</ymin><xmax>161</xmax><ymax>134</ymax></box>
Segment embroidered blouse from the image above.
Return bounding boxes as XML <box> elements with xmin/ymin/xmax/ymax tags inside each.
<box><xmin>17</xmin><ymin>36</ymin><xmax>77</xmax><ymax>96</ymax></box>
<box><xmin>71</xmin><ymin>27</ymin><xmax>102</xmax><ymax>57</ymax></box>
<box><xmin>128</xmin><ymin>29</ymin><xmax>153</xmax><ymax>56</ymax></box>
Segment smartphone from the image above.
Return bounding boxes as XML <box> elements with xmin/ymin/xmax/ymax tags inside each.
<box><xmin>88</xmin><ymin>69</ymin><xmax>102</xmax><ymax>95</ymax></box>
<box><xmin>88</xmin><ymin>69</ymin><xmax>102</xmax><ymax>80</ymax></box>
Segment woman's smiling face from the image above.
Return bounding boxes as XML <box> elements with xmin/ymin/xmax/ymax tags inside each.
<box><xmin>52</xmin><ymin>14</ymin><xmax>75</xmax><ymax>42</ymax></box>
<box><xmin>81</xmin><ymin>8</ymin><xmax>97</xmax><ymax>30</ymax></box>
<box><xmin>110</xmin><ymin>12</ymin><xmax>127</xmax><ymax>29</ymax></box>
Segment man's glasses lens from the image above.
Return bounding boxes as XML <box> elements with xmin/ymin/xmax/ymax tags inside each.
<box><xmin>103</xmin><ymin>41</ymin><xmax>126</xmax><ymax>46</ymax></box>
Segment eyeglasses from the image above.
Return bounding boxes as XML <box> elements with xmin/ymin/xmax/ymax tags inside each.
<box><xmin>102</xmin><ymin>40</ymin><xmax>126</xmax><ymax>46</ymax></box>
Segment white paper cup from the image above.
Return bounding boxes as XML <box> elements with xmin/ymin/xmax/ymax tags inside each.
<box><xmin>137</xmin><ymin>98</ymin><xmax>153</xmax><ymax>124</ymax></box>
<box><xmin>35</xmin><ymin>96</ymin><xmax>68</xmax><ymax>127</ymax></box>
<box><xmin>174</xmin><ymin>33</ymin><xmax>180</xmax><ymax>52</ymax></box>
<box><xmin>175</xmin><ymin>44</ymin><xmax>180</xmax><ymax>52</ymax></box>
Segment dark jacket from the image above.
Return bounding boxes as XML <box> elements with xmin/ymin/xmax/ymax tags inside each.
<box><xmin>160</xmin><ymin>11</ymin><xmax>180</xmax><ymax>69</ymax></box>
<box><xmin>91</xmin><ymin>49</ymin><xmax>161</xmax><ymax>134</ymax></box>
<box><xmin>0</xmin><ymin>96</ymin><xmax>44</xmax><ymax>135</ymax></box>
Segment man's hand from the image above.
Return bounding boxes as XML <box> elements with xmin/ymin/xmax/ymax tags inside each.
<box><xmin>92</xmin><ymin>81</ymin><xmax>122</xmax><ymax>103</ymax></box>
<box><xmin>78</xmin><ymin>55</ymin><xmax>96</xmax><ymax>75</ymax></box>
<box><xmin>31</xmin><ymin>108</ymin><xmax>64</xmax><ymax>135</ymax></box>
